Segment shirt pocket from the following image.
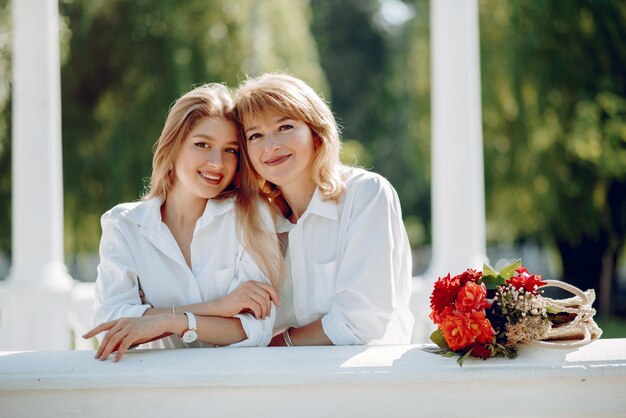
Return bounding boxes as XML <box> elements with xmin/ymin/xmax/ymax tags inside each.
<box><xmin>238</xmin><ymin>260</ymin><xmax>267</xmax><ymax>284</ymax></box>
<box><xmin>312</xmin><ymin>259</ymin><xmax>338</xmax><ymax>314</ymax></box>
<box><xmin>214</xmin><ymin>266</ymin><xmax>236</xmax><ymax>297</ymax></box>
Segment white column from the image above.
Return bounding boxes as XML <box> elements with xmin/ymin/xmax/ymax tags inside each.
<box><xmin>0</xmin><ymin>0</ymin><xmax>74</xmax><ymax>350</ymax></box>
<box><xmin>429</xmin><ymin>0</ymin><xmax>486</xmax><ymax>276</ymax></box>
<box><xmin>411</xmin><ymin>0</ymin><xmax>487</xmax><ymax>342</ymax></box>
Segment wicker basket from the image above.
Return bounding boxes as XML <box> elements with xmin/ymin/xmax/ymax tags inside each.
<box><xmin>532</xmin><ymin>280</ymin><xmax>603</xmax><ymax>348</ymax></box>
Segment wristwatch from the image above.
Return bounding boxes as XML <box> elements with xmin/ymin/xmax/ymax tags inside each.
<box><xmin>181</xmin><ymin>312</ymin><xmax>198</xmax><ymax>343</ymax></box>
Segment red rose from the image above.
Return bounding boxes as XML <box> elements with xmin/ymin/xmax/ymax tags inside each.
<box><xmin>430</xmin><ymin>305</ymin><xmax>453</xmax><ymax>327</ymax></box>
<box><xmin>441</xmin><ymin>312</ymin><xmax>475</xmax><ymax>351</ymax></box>
<box><xmin>468</xmin><ymin>310</ymin><xmax>496</xmax><ymax>344</ymax></box>
<box><xmin>430</xmin><ymin>273</ymin><xmax>459</xmax><ymax>314</ymax></box>
<box><xmin>510</xmin><ymin>266</ymin><xmax>547</xmax><ymax>294</ymax></box>
<box><xmin>455</xmin><ymin>281</ymin><xmax>488</xmax><ymax>313</ymax></box>
<box><xmin>457</xmin><ymin>269</ymin><xmax>482</xmax><ymax>286</ymax></box>
<box><xmin>468</xmin><ymin>343</ymin><xmax>492</xmax><ymax>360</ymax></box>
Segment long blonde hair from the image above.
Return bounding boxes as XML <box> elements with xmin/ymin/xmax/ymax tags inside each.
<box><xmin>145</xmin><ymin>83</ymin><xmax>283</xmax><ymax>290</ymax></box>
<box><xmin>234</xmin><ymin>73</ymin><xmax>346</xmax><ymax>210</ymax></box>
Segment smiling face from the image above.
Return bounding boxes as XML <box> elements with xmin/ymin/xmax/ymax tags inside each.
<box><xmin>244</xmin><ymin>110</ymin><xmax>317</xmax><ymax>191</ymax></box>
<box><xmin>171</xmin><ymin>116</ymin><xmax>239</xmax><ymax>201</ymax></box>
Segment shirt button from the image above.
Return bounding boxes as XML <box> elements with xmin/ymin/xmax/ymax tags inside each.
<box><xmin>295</xmin><ymin>269</ymin><xmax>302</xmax><ymax>277</ymax></box>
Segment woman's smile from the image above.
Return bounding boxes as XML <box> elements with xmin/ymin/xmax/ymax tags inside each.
<box><xmin>264</xmin><ymin>153</ymin><xmax>292</xmax><ymax>166</ymax></box>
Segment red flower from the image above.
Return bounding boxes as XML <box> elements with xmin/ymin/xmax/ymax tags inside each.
<box><xmin>468</xmin><ymin>343</ymin><xmax>492</xmax><ymax>360</ymax></box>
<box><xmin>509</xmin><ymin>266</ymin><xmax>547</xmax><ymax>294</ymax></box>
<box><xmin>457</xmin><ymin>269</ymin><xmax>482</xmax><ymax>286</ymax></box>
<box><xmin>430</xmin><ymin>273</ymin><xmax>459</xmax><ymax>314</ymax></box>
<box><xmin>455</xmin><ymin>282</ymin><xmax>489</xmax><ymax>313</ymax></box>
<box><xmin>441</xmin><ymin>312</ymin><xmax>475</xmax><ymax>351</ymax></box>
<box><xmin>430</xmin><ymin>305</ymin><xmax>453</xmax><ymax>328</ymax></box>
<box><xmin>468</xmin><ymin>310</ymin><xmax>496</xmax><ymax>344</ymax></box>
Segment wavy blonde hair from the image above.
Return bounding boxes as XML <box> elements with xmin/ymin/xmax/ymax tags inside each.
<box><xmin>234</xmin><ymin>73</ymin><xmax>346</xmax><ymax>212</ymax></box>
<box><xmin>145</xmin><ymin>83</ymin><xmax>283</xmax><ymax>290</ymax></box>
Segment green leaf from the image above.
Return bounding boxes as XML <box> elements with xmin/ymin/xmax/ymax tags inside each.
<box><xmin>500</xmin><ymin>259</ymin><xmax>522</xmax><ymax>281</ymax></box>
<box><xmin>422</xmin><ymin>346</ymin><xmax>455</xmax><ymax>357</ymax></box>
<box><xmin>429</xmin><ymin>329</ymin><xmax>449</xmax><ymax>349</ymax></box>
<box><xmin>457</xmin><ymin>349</ymin><xmax>473</xmax><ymax>367</ymax></box>
<box><xmin>483</xmin><ymin>263</ymin><xmax>498</xmax><ymax>278</ymax></box>
<box><xmin>480</xmin><ymin>274</ymin><xmax>505</xmax><ymax>290</ymax></box>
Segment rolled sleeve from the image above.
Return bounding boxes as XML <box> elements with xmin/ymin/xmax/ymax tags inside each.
<box><xmin>224</xmin><ymin>255</ymin><xmax>276</xmax><ymax>347</ymax></box>
<box><xmin>229</xmin><ymin>305</ymin><xmax>276</xmax><ymax>347</ymax></box>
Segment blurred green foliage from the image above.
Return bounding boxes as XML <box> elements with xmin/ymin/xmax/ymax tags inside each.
<box><xmin>57</xmin><ymin>0</ymin><xmax>326</xmax><ymax>254</ymax></box>
<box><xmin>480</xmin><ymin>0</ymin><xmax>626</xmax><ymax>306</ymax></box>
<box><xmin>0</xmin><ymin>0</ymin><xmax>625</xmax><ymax>313</ymax></box>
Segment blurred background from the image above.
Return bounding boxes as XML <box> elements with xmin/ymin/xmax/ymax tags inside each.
<box><xmin>0</xmin><ymin>0</ymin><xmax>625</xmax><ymax>335</ymax></box>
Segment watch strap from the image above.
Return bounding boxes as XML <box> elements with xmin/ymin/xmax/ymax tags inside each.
<box><xmin>183</xmin><ymin>312</ymin><xmax>197</xmax><ymax>331</ymax></box>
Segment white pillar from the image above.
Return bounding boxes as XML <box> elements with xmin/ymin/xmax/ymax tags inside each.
<box><xmin>411</xmin><ymin>0</ymin><xmax>487</xmax><ymax>342</ymax></box>
<box><xmin>0</xmin><ymin>0</ymin><xmax>74</xmax><ymax>350</ymax></box>
<box><xmin>429</xmin><ymin>0</ymin><xmax>486</xmax><ymax>276</ymax></box>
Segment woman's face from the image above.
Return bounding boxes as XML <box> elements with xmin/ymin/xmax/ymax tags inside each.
<box><xmin>171</xmin><ymin>117</ymin><xmax>239</xmax><ymax>200</ymax></box>
<box><xmin>244</xmin><ymin>110</ymin><xmax>316</xmax><ymax>189</ymax></box>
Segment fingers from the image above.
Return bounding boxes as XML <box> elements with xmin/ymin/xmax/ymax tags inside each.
<box><xmin>114</xmin><ymin>335</ymin><xmax>135</xmax><ymax>363</ymax></box>
<box><xmin>241</xmin><ymin>281</ymin><xmax>279</xmax><ymax>310</ymax></box>
<box><xmin>82</xmin><ymin>320</ymin><xmax>115</xmax><ymax>339</ymax></box>
<box><xmin>250</xmin><ymin>281</ymin><xmax>280</xmax><ymax>307</ymax></box>
<box><xmin>236</xmin><ymin>283</ymin><xmax>271</xmax><ymax>319</ymax></box>
<box><xmin>96</xmin><ymin>320</ymin><xmax>127</xmax><ymax>360</ymax></box>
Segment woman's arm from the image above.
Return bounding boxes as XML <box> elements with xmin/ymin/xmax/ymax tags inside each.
<box><xmin>143</xmin><ymin>280</ymin><xmax>279</xmax><ymax>320</ymax></box>
<box><xmin>269</xmin><ymin>320</ymin><xmax>332</xmax><ymax>346</ymax></box>
<box><xmin>83</xmin><ymin>313</ymin><xmax>249</xmax><ymax>362</ymax></box>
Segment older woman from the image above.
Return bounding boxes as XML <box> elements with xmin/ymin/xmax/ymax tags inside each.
<box><xmin>234</xmin><ymin>73</ymin><xmax>413</xmax><ymax>346</ymax></box>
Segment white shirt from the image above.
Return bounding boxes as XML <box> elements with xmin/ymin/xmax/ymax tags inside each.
<box><xmin>92</xmin><ymin>197</ymin><xmax>275</xmax><ymax>349</ymax></box>
<box><xmin>274</xmin><ymin>167</ymin><xmax>414</xmax><ymax>345</ymax></box>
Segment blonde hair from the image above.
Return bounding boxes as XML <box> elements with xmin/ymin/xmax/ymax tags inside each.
<box><xmin>234</xmin><ymin>73</ymin><xmax>346</xmax><ymax>209</ymax></box>
<box><xmin>145</xmin><ymin>83</ymin><xmax>283</xmax><ymax>291</ymax></box>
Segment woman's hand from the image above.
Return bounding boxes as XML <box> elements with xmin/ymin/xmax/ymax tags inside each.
<box><xmin>212</xmin><ymin>281</ymin><xmax>279</xmax><ymax>319</ymax></box>
<box><xmin>82</xmin><ymin>314</ymin><xmax>184</xmax><ymax>362</ymax></box>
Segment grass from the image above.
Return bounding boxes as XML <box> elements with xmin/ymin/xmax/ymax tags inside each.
<box><xmin>596</xmin><ymin>316</ymin><xmax>626</xmax><ymax>338</ymax></box>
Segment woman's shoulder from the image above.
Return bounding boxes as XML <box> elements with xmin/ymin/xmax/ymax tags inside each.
<box><xmin>101</xmin><ymin>199</ymin><xmax>160</xmax><ymax>227</ymax></box>
<box><xmin>342</xmin><ymin>166</ymin><xmax>397</xmax><ymax>200</ymax></box>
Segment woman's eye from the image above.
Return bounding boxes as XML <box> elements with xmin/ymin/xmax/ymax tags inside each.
<box><xmin>247</xmin><ymin>133</ymin><xmax>261</xmax><ymax>141</ymax></box>
<box><xmin>278</xmin><ymin>124</ymin><xmax>293</xmax><ymax>132</ymax></box>
<box><xmin>225</xmin><ymin>148</ymin><xmax>239</xmax><ymax>155</ymax></box>
<box><xmin>194</xmin><ymin>142</ymin><xmax>209</xmax><ymax>149</ymax></box>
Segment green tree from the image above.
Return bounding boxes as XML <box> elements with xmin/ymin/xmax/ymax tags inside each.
<box><xmin>57</xmin><ymin>0</ymin><xmax>326</xmax><ymax>259</ymax></box>
<box><xmin>310</xmin><ymin>0</ymin><xmax>431</xmax><ymax>246</ymax></box>
<box><xmin>0</xmin><ymin>0</ymin><xmax>11</xmax><ymax>254</ymax></box>
<box><xmin>480</xmin><ymin>0</ymin><xmax>626</xmax><ymax>313</ymax></box>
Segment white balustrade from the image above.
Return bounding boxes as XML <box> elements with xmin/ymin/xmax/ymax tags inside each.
<box><xmin>1</xmin><ymin>339</ymin><xmax>625</xmax><ymax>417</ymax></box>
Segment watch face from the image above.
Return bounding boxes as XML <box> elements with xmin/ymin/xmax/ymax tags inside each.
<box><xmin>182</xmin><ymin>330</ymin><xmax>198</xmax><ymax>343</ymax></box>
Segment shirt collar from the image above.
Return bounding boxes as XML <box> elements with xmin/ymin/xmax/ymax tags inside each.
<box><xmin>124</xmin><ymin>196</ymin><xmax>235</xmax><ymax>231</ymax></box>
<box><xmin>275</xmin><ymin>187</ymin><xmax>338</xmax><ymax>232</ymax></box>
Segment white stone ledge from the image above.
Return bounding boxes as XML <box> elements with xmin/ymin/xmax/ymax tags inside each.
<box><xmin>1</xmin><ymin>339</ymin><xmax>625</xmax><ymax>417</ymax></box>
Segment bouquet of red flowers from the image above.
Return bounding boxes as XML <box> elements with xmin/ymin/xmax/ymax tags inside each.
<box><xmin>425</xmin><ymin>260</ymin><xmax>601</xmax><ymax>366</ymax></box>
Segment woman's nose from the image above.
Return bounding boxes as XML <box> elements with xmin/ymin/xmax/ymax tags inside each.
<box><xmin>265</xmin><ymin>134</ymin><xmax>281</xmax><ymax>152</ymax></box>
<box><xmin>206</xmin><ymin>150</ymin><xmax>223</xmax><ymax>168</ymax></box>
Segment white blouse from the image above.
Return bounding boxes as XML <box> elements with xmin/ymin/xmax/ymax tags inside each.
<box><xmin>274</xmin><ymin>167</ymin><xmax>414</xmax><ymax>345</ymax></box>
<box><xmin>92</xmin><ymin>197</ymin><xmax>275</xmax><ymax>349</ymax></box>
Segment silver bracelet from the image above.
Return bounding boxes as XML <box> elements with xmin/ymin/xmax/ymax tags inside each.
<box><xmin>172</xmin><ymin>306</ymin><xmax>176</xmax><ymax>315</ymax></box>
<box><xmin>283</xmin><ymin>328</ymin><xmax>295</xmax><ymax>347</ymax></box>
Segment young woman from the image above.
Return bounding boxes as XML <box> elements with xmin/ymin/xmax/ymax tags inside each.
<box><xmin>234</xmin><ymin>73</ymin><xmax>414</xmax><ymax>346</ymax></box>
<box><xmin>84</xmin><ymin>83</ymin><xmax>283</xmax><ymax>361</ymax></box>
